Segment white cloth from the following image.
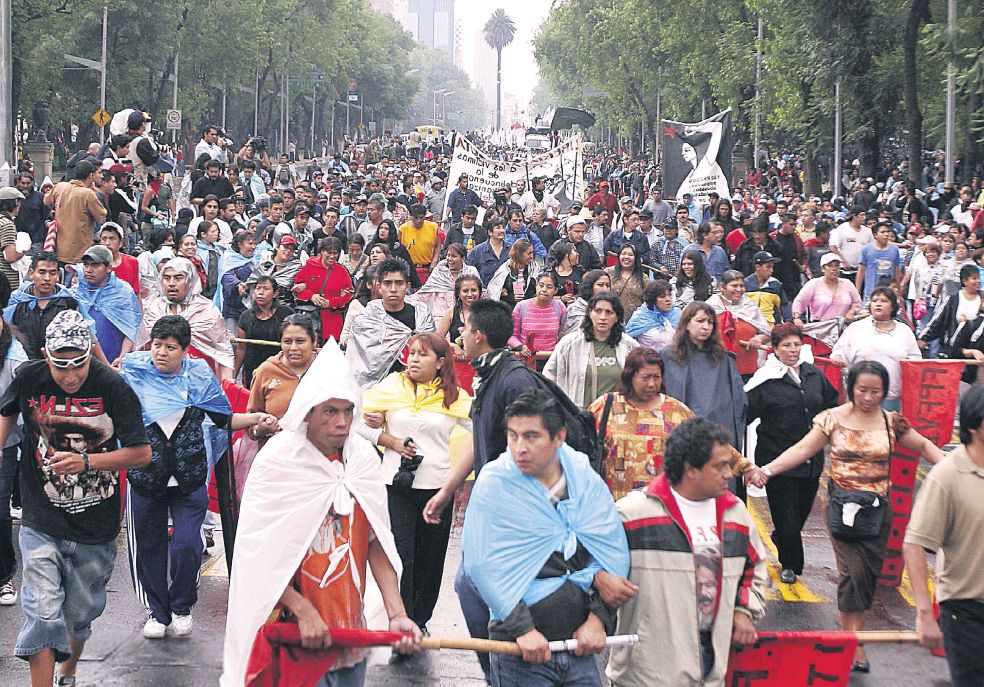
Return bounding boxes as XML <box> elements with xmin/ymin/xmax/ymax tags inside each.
<box><xmin>543</xmin><ymin>330</ymin><xmax>639</xmax><ymax>407</ymax></box>
<box><xmin>220</xmin><ymin>341</ymin><xmax>400</xmax><ymax>687</ymax></box>
<box><xmin>956</xmin><ymin>291</ymin><xmax>981</xmax><ymax>324</ymax></box>
<box><xmin>669</xmin><ymin>487</ymin><xmax>719</xmax><ymax>548</ymax></box>
<box><xmin>829</xmin><ymin>223</ymin><xmax>872</xmax><ymax>269</ymax></box>
<box><xmin>744</xmin><ymin>345</ymin><xmax>814</xmax><ymax>393</ymax></box>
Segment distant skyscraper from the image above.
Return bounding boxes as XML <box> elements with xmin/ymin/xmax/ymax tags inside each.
<box><xmin>403</xmin><ymin>0</ymin><xmax>455</xmax><ymax>59</ymax></box>
<box><xmin>473</xmin><ymin>30</ymin><xmax>496</xmax><ymax>110</ymax></box>
<box><xmin>453</xmin><ymin>18</ymin><xmax>463</xmax><ymax>69</ymax></box>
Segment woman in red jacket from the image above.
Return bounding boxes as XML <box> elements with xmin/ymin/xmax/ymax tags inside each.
<box><xmin>291</xmin><ymin>236</ymin><xmax>354</xmax><ymax>343</ymax></box>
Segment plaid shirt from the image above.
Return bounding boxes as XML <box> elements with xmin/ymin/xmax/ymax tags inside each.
<box><xmin>650</xmin><ymin>236</ymin><xmax>688</xmax><ymax>277</ymax></box>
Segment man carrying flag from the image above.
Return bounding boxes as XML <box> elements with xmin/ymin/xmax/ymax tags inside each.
<box><xmin>221</xmin><ymin>340</ymin><xmax>420</xmax><ymax>687</ymax></box>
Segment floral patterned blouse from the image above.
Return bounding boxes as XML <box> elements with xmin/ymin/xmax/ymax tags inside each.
<box><xmin>813</xmin><ymin>408</ymin><xmax>909</xmax><ymax>496</ymax></box>
<box><xmin>589</xmin><ymin>393</ymin><xmax>694</xmax><ymax>501</ymax></box>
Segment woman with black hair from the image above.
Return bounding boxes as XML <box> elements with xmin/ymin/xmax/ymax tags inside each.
<box><xmin>918</xmin><ymin>262</ymin><xmax>983</xmax><ymax>358</ymax></box>
<box><xmin>755</xmin><ymin>360</ymin><xmax>943</xmax><ymax>672</ymax></box>
<box><xmin>486</xmin><ymin>238</ymin><xmax>542</xmax><ymax>308</ymax></box>
<box><xmin>544</xmin><ymin>292</ymin><xmax>639</xmax><ymax>407</ymax></box>
<box><xmin>671</xmin><ymin>249</ymin><xmax>717</xmax><ymax>310</ymax></box>
<box><xmin>561</xmin><ymin>268</ymin><xmax>612</xmax><ymax>337</ymax></box>
<box><xmin>605</xmin><ymin>243</ymin><xmax>650</xmax><ymax>320</ymax></box>
<box><xmin>547</xmin><ymin>240</ymin><xmax>585</xmax><ymax>306</ymax></box>
<box><xmin>367</xmin><ymin>218</ymin><xmax>421</xmax><ymax>290</ymax></box>
<box><xmin>234</xmin><ymin>275</ymin><xmax>294</xmax><ymax>387</ymax></box>
<box><xmin>436</xmin><ymin>273</ymin><xmax>483</xmax><ymax>358</ymax></box>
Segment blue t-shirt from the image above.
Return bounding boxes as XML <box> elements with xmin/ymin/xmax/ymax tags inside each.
<box><xmin>858</xmin><ymin>244</ymin><xmax>902</xmax><ymax>298</ymax></box>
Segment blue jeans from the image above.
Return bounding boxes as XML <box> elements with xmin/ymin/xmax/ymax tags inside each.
<box><xmin>491</xmin><ymin>652</ymin><xmax>601</xmax><ymax>687</ymax></box>
<box><xmin>15</xmin><ymin>526</ymin><xmax>116</xmax><ymax>662</ymax></box>
<box><xmin>315</xmin><ymin>659</ymin><xmax>367</xmax><ymax>687</ymax></box>
<box><xmin>455</xmin><ymin>565</ymin><xmax>491</xmax><ymax>684</ymax></box>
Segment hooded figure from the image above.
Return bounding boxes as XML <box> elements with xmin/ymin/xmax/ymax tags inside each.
<box><xmin>136</xmin><ymin>257</ymin><xmax>234</xmax><ymax>372</ymax></box>
<box><xmin>220</xmin><ymin>340</ymin><xmax>404</xmax><ymax>687</ymax></box>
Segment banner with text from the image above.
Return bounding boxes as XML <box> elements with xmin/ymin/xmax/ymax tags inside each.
<box><xmin>727</xmin><ymin>631</ymin><xmax>857</xmax><ymax>686</ymax></box>
<box><xmin>879</xmin><ymin>359</ymin><xmax>963</xmax><ymax>586</ymax></box>
<box><xmin>661</xmin><ymin>109</ymin><xmax>733</xmax><ymax>205</ymax></box>
<box><xmin>444</xmin><ymin>135</ymin><xmax>584</xmax><ymax>215</ymax></box>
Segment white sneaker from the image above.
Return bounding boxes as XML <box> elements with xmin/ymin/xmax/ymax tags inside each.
<box><xmin>171</xmin><ymin>613</ymin><xmax>193</xmax><ymax>636</ymax></box>
<box><xmin>0</xmin><ymin>581</ymin><xmax>16</xmax><ymax>605</ymax></box>
<box><xmin>9</xmin><ymin>507</ymin><xmax>21</xmax><ymax>521</ymax></box>
<box><xmin>142</xmin><ymin>617</ymin><xmax>167</xmax><ymax>639</ymax></box>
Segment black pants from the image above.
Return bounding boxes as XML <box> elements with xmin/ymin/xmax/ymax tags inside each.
<box><xmin>765</xmin><ymin>475</ymin><xmax>820</xmax><ymax>575</ymax></box>
<box><xmin>940</xmin><ymin>599</ymin><xmax>984</xmax><ymax>687</ymax></box>
<box><xmin>387</xmin><ymin>484</ymin><xmax>453</xmax><ymax>628</ymax></box>
<box><xmin>0</xmin><ymin>445</ymin><xmax>18</xmax><ymax>585</ymax></box>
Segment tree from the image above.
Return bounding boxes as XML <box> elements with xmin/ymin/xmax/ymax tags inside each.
<box><xmin>483</xmin><ymin>8</ymin><xmax>516</xmax><ymax>130</ymax></box>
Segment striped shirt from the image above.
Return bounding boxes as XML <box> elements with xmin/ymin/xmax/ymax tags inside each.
<box><xmin>509</xmin><ymin>300</ymin><xmax>566</xmax><ymax>352</ymax></box>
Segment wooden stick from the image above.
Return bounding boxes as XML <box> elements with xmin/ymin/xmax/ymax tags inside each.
<box><xmin>855</xmin><ymin>631</ymin><xmax>920</xmax><ymax>644</ymax></box>
<box><xmin>231</xmin><ymin>337</ymin><xmax>282</xmax><ymax>347</ymax></box>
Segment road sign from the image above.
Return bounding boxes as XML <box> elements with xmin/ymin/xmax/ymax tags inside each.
<box><xmin>165</xmin><ymin>109</ymin><xmax>182</xmax><ymax>130</ymax></box>
<box><xmin>92</xmin><ymin>108</ymin><xmax>111</xmax><ymax>127</ymax></box>
<box><xmin>347</xmin><ymin>94</ymin><xmax>359</xmax><ymax>103</ymax></box>
<box><xmin>348</xmin><ymin>77</ymin><xmax>358</xmax><ymax>91</ymax></box>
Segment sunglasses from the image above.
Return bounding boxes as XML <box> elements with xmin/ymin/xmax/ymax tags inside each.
<box><xmin>48</xmin><ymin>347</ymin><xmax>91</xmax><ymax>369</ymax></box>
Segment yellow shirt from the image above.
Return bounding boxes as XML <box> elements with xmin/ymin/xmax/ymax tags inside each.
<box><xmin>399</xmin><ymin>220</ymin><xmax>439</xmax><ymax>265</ymax></box>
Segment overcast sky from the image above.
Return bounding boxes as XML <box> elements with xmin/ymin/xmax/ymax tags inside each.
<box><xmin>458</xmin><ymin>0</ymin><xmax>551</xmax><ymax>107</ymax></box>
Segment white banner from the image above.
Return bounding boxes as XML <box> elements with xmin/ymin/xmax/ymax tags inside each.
<box><xmin>444</xmin><ymin>135</ymin><xmax>584</xmax><ymax>216</ymax></box>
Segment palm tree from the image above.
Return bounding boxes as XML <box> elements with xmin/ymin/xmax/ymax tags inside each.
<box><xmin>483</xmin><ymin>9</ymin><xmax>517</xmax><ymax>130</ymax></box>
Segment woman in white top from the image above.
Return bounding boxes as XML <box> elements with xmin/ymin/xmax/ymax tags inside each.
<box><xmin>830</xmin><ymin>286</ymin><xmax>921</xmax><ymax>411</ymax></box>
<box><xmin>359</xmin><ymin>332</ymin><xmax>473</xmax><ymax>632</ymax></box>
<box><xmin>918</xmin><ymin>263</ymin><xmax>983</xmax><ymax>358</ymax></box>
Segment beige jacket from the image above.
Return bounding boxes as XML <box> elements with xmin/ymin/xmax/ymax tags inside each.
<box><xmin>44</xmin><ymin>180</ymin><xmax>107</xmax><ymax>263</ymax></box>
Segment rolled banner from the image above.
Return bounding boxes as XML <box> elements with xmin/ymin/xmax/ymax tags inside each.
<box><xmin>547</xmin><ymin>634</ymin><xmax>639</xmax><ymax>653</ymax></box>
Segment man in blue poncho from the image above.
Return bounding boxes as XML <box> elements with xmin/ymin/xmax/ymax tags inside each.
<box><xmin>462</xmin><ymin>390</ymin><xmax>634</xmax><ymax>686</ymax></box>
<box><xmin>70</xmin><ymin>245</ymin><xmax>141</xmax><ymax>368</ymax></box>
<box><xmin>119</xmin><ymin>315</ymin><xmax>276</xmax><ymax>641</ymax></box>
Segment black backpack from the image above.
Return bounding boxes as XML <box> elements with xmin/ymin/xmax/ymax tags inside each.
<box><xmin>528</xmin><ymin>371</ymin><xmax>605</xmax><ymax>474</ymax></box>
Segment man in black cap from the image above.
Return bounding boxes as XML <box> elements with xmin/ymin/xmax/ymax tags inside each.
<box><xmin>743</xmin><ymin>251</ymin><xmax>789</xmax><ymax>324</ymax></box>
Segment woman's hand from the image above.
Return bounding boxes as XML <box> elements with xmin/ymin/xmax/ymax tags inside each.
<box><xmin>423</xmin><ymin>488</ymin><xmax>451</xmax><ymax>525</ymax></box>
<box><xmin>237</xmin><ymin>283</ymin><xmax>249</xmax><ymax>296</ymax></box>
<box><xmin>385</xmin><ymin>436</ymin><xmax>417</xmax><ymax>458</ymax></box>
<box><xmin>744</xmin><ymin>467</ymin><xmax>769</xmax><ymax>488</ymax></box>
<box><xmin>362</xmin><ymin>411</ymin><xmax>384</xmax><ymax>429</ymax></box>
<box><xmin>450</xmin><ymin>343</ymin><xmax>467</xmax><ymax>360</ymax></box>
<box><xmin>290</xmin><ymin>283</ymin><xmax>305</xmax><ymax>295</ymax></box>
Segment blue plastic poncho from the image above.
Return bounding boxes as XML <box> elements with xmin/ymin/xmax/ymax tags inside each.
<box><xmin>462</xmin><ymin>443</ymin><xmax>630</xmax><ymax>621</ymax></box>
<box><xmin>625</xmin><ymin>303</ymin><xmax>681</xmax><ymax>340</ymax></box>
<box><xmin>119</xmin><ymin>351</ymin><xmax>232</xmax><ymax>427</ymax></box>
<box><xmin>3</xmin><ymin>282</ymin><xmax>99</xmax><ymax>339</ymax></box>
<box><xmin>213</xmin><ymin>249</ymin><xmax>252</xmax><ymax>311</ymax></box>
<box><xmin>69</xmin><ymin>272</ymin><xmax>142</xmax><ymax>342</ymax></box>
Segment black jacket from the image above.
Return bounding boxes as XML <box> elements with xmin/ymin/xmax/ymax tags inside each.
<box><xmin>745</xmin><ymin>362</ymin><xmax>839</xmax><ymax>479</ymax></box>
<box><xmin>735</xmin><ymin>236</ymin><xmax>782</xmax><ymax>276</ymax></box>
<box><xmin>471</xmin><ymin>354</ymin><xmax>538</xmax><ymax>475</ymax></box>
<box><xmin>919</xmin><ymin>291</ymin><xmax>981</xmax><ymax>358</ymax></box>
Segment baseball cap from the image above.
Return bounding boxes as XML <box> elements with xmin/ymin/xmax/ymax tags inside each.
<box><xmin>599</xmin><ymin>181</ymin><xmax>610</xmax><ymax>188</ymax></box>
<box><xmin>916</xmin><ymin>235</ymin><xmax>939</xmax><ymax>246</ymax></box>
<box><xmin>82</xmin><ymin>245</ymin><xmax>113</xmax><ymax>264</ymax></box>
<box><xmin>566</xmin><ymin>215</ymin><xmax>587</xmax><ymax>229</ymax></box>
<box><xmin>619</xmin><ymin>196</ymin><xmax>632</xmax><ymax>204</ymax></box>
<box><xmin>45</xmin><ymin>310</ymin><xmax>91</xmax><ymax>353</ymax></box>
<box><xmin>639</xmin><ymin>210</ymin><xmax>653</xmax><ymax>219</ymax></box>
<box><xmin>410</xmin><ymin>203</ymin><xmax>427</xmax><ymax>217</ymax></box>
<box><xmin>753</xmin><ymin>251</ymin><xmax>781</xmax><ymax>266</ymax></box>
<box><xmin>354</xmin><ymin>194</ymin><xmax>368</xmax><ymax>204</ymax></box>
<box><xmin>819</xmin><ymin>253</ymin><xmax>842</xmax><ymax>268</ymax></box>
<box><xmin>278</xmin><ymin>235</ymin><xmax>298</xmax><ymax>247</ymax></box>
<box><xmin>127</xmin><ymin>110</ymin><xmax>151</xmax><ymax>130</ymax></box>
<box><xmin>294</xmin><ymin>203</ymin><xmax>310</xmax><ymax>216</ymax></box>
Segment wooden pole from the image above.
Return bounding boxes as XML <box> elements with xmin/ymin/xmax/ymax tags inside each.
<box><xmin>231</xmin><ymin>337</ymin><xmax>282</xmax><ymax>347</ymax></box>
<box><xmin>855</xmin><ymin>631</ymin><xmax>920</xmax><ymax>644</ymax></box>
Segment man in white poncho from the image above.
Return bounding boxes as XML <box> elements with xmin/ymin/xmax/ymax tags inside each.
<box><xmin>221</xmin><ymin>340</ymin><xmax>420</xmax><ymax>687</ymax></box>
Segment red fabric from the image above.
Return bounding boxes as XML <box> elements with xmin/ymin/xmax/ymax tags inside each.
<box><xmin>880</xmin><ymin>359</ymin><xmax>963</xmax><ymax>586</ymax></box>
<box><xmin>813</xmin><ymin>357</ymin><xmax>845</xmax><ymax>404</ymax></box>
<box><xmin>725</xmin><ymin>228</ymin><xmax>747</xmax><ymax>255</ymax></box>
<box><xmin>454</xmin><ymin>360</ymin><xmax>474</xmax><ymax>395</ymax></box>
<box><xmin>727</xmin><ymin>631</ymin><xmax>858</xmax><ymax>686</ymax></box>
<box><xmin>208</xmin><ymin>381</ymin><xmax>250</xmax><ymax>514</ymax></box>
<box><xmin>585</xmin><ymin>192</ymin><xmax>618</xmax><ymax>224</ymax></box>
<box><xmin>801</xmin><ymin>333</ymin><xmax>832</xmax><ymax>357</ymax></box>
<box><xmin>246</xmin><ymin>623</ymin><xmax>406</xmax><ymax>687</ymax></box>
<box><xmin>716</xmin><ymin>312</ymin><xmax>758</xmax><ymax>375</ymax></box>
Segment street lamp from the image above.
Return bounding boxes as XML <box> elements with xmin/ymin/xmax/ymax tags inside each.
<box><xmin>433</xmin><ymin>89</ymin><xmax>448</xmax><ymax>125</ymax></box>
<box><xmin>441</xmin><ymin>91</ymin><xmax>456</xmax><ymax>127</ymax></box>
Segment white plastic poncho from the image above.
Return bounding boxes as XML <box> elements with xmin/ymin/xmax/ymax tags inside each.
<box><xmin>220</xmin><ymin>340</ymin><xmax>400</xmax><ymax>687</ymax></box>
<box><xmin>345</xmin><ymin>299</ymin><xmax>435</xmax><ymax>387</ymax></box>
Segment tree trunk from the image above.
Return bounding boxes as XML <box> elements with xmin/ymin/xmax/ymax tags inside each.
<box><xmin>903</xmin><ymin>0</ymin><xmax>930</xmax><ymax>182</ymax></box>
<box><xmin>803</xmin><ymin>151</ymin><xmax>823</xmax><ymax>197</ymax></box>
<box><xmin>495</xmin><ymin>47</ymin><xmax>502</xmax><ymax>130</ymax></box>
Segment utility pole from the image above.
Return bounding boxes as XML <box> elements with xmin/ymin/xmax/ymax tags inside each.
<box><xmin>0</xmin><ymin>0</ymin><xmax>12</xmax><ymax>170</ymax></box>
<box><xmin>171</xmin><ymin>52</ymin><xmax>178</xmax><ymax>145</ymax></box>
<box><xmin>655</xmin><ymin>72</ymin><xmax>662</xmax><ymax>166</ymax></box>
<box><xmin>64</xmin><ymin>4</ymin><xmax>109</xmax><ymax>145</ymax></box>
<box><xmin>253</xmin><ymin>67</ymin><xmax>259</xmax><ymax>135</ymax></box>
<box><xmin>221</xmin><ymin>85</ymin><xmax>227</xmax><ymax>131</ymax></box>
<box><xmin>311</xmin><ymin>83</ymin><xmax>317</xmax><ymax>156</ymax></box>
<box><xmin>99</xmin><ymin>4</ymin><xmax>107</xmax><ymax>144</ymax></box>
<box><xmin>284</xmin><ymin>65</ymin><xmax>290</xmax><ymax>157</ymax></box>
<box><xmin>833</xmin><ymin>78</ymin><xmax>842</xmax><ymax>197</ymax></box>
<box><xmin>754</xmin><ymin>15</ymin><xmax>763</xmax><ymax>170</ymax></box>
<box><xmin>944</xmin><ymin>0</ymin><xmax>956</xmax><ymax>184</ymax></box>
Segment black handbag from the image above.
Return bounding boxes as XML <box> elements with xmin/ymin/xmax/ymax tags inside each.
<box><xmin>826</xmin><ymin>411</ymin><xmax>891</xmax><ymax>542</ymax></box>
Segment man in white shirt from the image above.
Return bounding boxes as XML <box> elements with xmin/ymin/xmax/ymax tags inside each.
<box><xmin>517</xmin><ymin>177</ymin><xmax>561</xmax><ymax>222</ymax></box>
<box><xmin>194</xmin><ymin>125</ymin><xmax>226</xmax><ymax>164</ymax></box>
<box><xmin>829</xmin><ymin>206</ymin><xmax>873</xmax><ymax>280</ymax></box>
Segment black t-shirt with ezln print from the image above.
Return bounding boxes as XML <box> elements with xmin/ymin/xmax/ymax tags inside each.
<box><xmin>0</xmin><ymin>359</ymin><xmax>149</xmax><ymax>544</ymax></box>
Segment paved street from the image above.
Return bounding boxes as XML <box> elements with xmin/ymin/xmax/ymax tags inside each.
<box><xmin>0</xmin><ymin>470</ymin><xmax>952</xmax><ymax>686</ymax></box>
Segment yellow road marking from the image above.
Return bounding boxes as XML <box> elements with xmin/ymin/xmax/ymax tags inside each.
<box><xmin>201</xmin><ymin>541</ymin><xmax>228</xmax><ymax>578</ymax></box>
<box><xmin>747</xmin><ymin>497</ymin><xmax>828</xmax><ymax>602</ymax></box>
<box><xmin>896</xmin><ymin>566</ymin><xmax>934</xmax><ymax>607</ymax></box>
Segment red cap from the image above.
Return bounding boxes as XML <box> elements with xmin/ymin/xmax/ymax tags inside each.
<box><xmin>279</xmin><ymin>235</ymin><xmax>298</xmax><ymax>247</ymax></box>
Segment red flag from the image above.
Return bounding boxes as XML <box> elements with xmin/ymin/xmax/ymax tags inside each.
<box><xmin>454</xmin><ymin>360</ymin><xmax>475</xmax><ymax>395</ymax></box>
<box><xmin>727</xmin><ymin>631</ymin><xmax>858</xmax><ymax>686</ymax></box>
<box><xmin>880</xmin><ymin>360</ymin><xmax>963</xmax><ymax>586</ymax></box>
<box><xmin>813</xmin><ymin>357</ymin><xmax>845</xmax><ymax>404</ymax></box>
<box><xmin>246</xmin><ymin>623</ymin><xmax>407</xmax><ymax>687</ymax></box>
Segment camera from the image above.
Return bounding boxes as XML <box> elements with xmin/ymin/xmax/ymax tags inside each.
<box><xmin>249</xmin><ymin>136</ymin><xmax>268</xmax><ymax>153</ymax></box>
<box><xmin>392</xmin><ymin>437</ymin><xmax>423</xmax><ymax>488</ymax></box>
